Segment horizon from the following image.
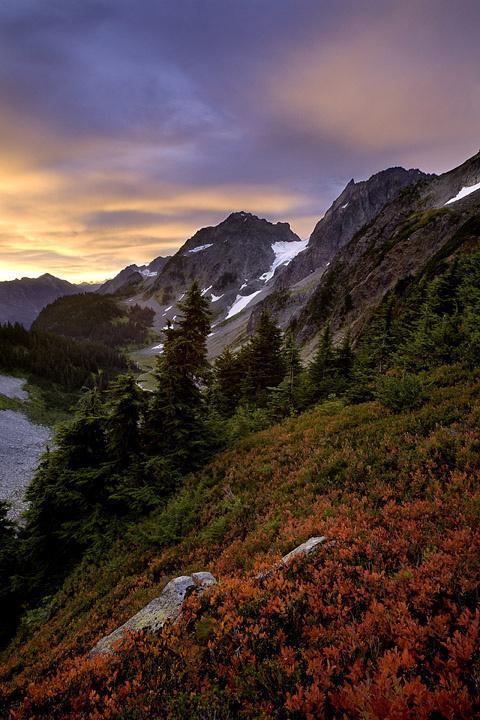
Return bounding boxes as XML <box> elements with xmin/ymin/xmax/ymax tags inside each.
<box><xmin>1</xmin><ymin>0</ymin><xmax>479</xmax><ymax>282</ymax></box>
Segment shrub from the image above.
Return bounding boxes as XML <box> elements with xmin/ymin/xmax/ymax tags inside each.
<box><xmin>375</xmin><ymin>373</ymin><xmax>425</xmax><ymax>412</ymax></box>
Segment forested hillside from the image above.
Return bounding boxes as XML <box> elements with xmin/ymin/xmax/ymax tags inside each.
<box><xmin>0</xmin><ymin>323</ymin><xmax>127</xmax><ymax>393</ymax></box>
<box><xmin>33</xmin><ymin>294</ymin><xmax>155</xmax><ymax>349</ymax></box>
<box><xmin>1</xmin><ymin>245</ymin><xmax>480</xmax><ymax>717</ymax></box>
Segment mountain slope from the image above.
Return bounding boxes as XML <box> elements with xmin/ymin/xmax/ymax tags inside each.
<box><xmin>98</xmin><ymin>256</ymin><xmax>169</xmax><ymax>296</ymax></box>
<box><xmin>1</xmin><ymin>364</ymin><xmax>479</xmax><ymax>718</ymax></box>
<box><xmin>293</xmin><ymin>151</ymin><xmax>480</xmax><ymax>349</ymax></box>
<box><xmin>249</xmin><ymin>167</ymin><xmax>429</xmax><ymax>339</ymax></box>
<box><xmin>0</xmin><ymin>274</ymin><xmax>84</xmax><ymax>328</ymax></box>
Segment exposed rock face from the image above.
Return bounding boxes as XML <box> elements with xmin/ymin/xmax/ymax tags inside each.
<box><xmin>249</xmin><ymin>167</ymin><xmax>429</xmax><ymax>337</ymax></box>
<box><xmin>0</xmin><ymin>273</ymin><xmax>90</xmax><ymax>328</ymax></box>
<box><xmin>98</xmin><ymin>256</ymin><xmax>169</xmax><ymax>295</ymax></box>
<box><xmin>91</xmin><ymin>572</ymin><xmax>217</xmax><ymax>656</ymax></box>
<box><xmin>147</xmin><ymin>212</ymin><xmax>304</xmax><ymax>320</ymax></box>
<box><xmin>277</xmin><ymin>167</ymin><xmax>428</xmax><ymax>291</ymax></box>
<box><xmin>293</xmin><ymin>150</ymin><xmax>480</xmax><ymax>348</ymax></box>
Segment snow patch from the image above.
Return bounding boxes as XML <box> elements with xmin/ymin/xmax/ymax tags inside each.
<box><xmin>225</xmin><ymin>290</ymin><xmax>263</xmax><ymax>319</ymax></box>
<box><xmin>201</xmin><ymin>285</ymin><xmax>212</xmax><ymax>296</ymax></box>
<box><xmin>163</xmin><ymin>305</ymin><xmax>172</xmax><ymax>313</ymax></box>
<box><xmin>140</xmin><ymin>268</ymin><xmax>157</xmax><ymax>278</ymax></box>
<box><xmin>340</xmin><ymin>203</ymin><xmax>349</xmax><ymax>209</ymax></box>
<box><xmin>188</xmin><ymin>243</ymin><xmax>213</xmax><ymax>253</ymax></box>
<box><xmin>259</xmin><ymin>239</ymin><xmax>309</xmax><ymax>282</ymax></box>
<box><xmin>445</xmin><ymin>182</ymin><xmax>480</xmax><ymax>205</ymax></box>
<box><xmin>152</xmin><ymin>343</ymin><xmax>164</xmax><ymax>353</ymax></box>
<box><xmin>210</xmin><ymin>293</ymin><xmax>223</xmax><ymax>302</ymax></box>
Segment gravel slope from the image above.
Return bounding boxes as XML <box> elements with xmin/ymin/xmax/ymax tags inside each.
<box><xmin>0</xmin><ymin>375</ymin><xmax>52</xmax><ymax>520</ymax></box>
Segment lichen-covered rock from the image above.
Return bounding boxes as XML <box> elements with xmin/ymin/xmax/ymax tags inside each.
<box><xmin>280</xmin><ymin>536</ymin><xmax>327</xmax><ymax>566</ymax></box>
<box><xmin>91</xmin><ymin>571</ymin><xmax>216</xmax><ymax>656</ymax></box>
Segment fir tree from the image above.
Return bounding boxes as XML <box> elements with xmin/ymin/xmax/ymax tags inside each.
<box><xmin>106</xmin><ymin>374</ymin><xmax>144</xmax><ymax>464</ymax></box>
<box><xmin>211</xmin><ymin>346</ymin><xmax>244</xmax><ymax>416</ymax></box>
<box><xmin>242</xmin><ymin>310</ymin><xmax>285</xmax><ymax>404</ymax></box>
<box><xmin>147</xmin><ymin>281</ymin><xmax>212</xmax><ymax>473</ymax></box>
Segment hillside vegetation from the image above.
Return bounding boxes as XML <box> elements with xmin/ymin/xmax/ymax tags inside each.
<box><xmin>1</xmin><ymin>249</ymin><xmax>480</xmax><ymax>718</ymax></box>
<box><xmin>33</xmin><ymin>294</ymin><xmax>155</xmax><ymax>349</ymax></box>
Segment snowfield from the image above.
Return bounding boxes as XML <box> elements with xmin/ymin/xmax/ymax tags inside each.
<box><xmin>259</xmin><ymin>239</ymin><xmax>309</xmax><ymax>282</ymax></box>
<box><xmin>188</xmin><ymin>243</ymin><xmax>213</xmax><ymax>253</ymax></box>
<box><xmin>445</xmin><ymin>182</ymin><xmax>480</xmax><ymax>205</ymax></box>
<box><xmin>225</xmin><ymin>289</ymin><xmax>263</xmax><ymax>319</ymax></box>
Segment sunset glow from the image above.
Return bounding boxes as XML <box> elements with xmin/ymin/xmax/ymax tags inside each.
<box><xmin>0</xmin><ymin>0</ymin><xmax>479</xmax><ymax>281</ymax></box>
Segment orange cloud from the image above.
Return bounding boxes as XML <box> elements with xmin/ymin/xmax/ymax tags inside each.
<box><xmin>267</xmin><ymin>11</ymin><xmax>480</xmax><ymax>156</ymax></box>
<box><xmin>0</xmin><ymin>161</ymin><xmax>312</xmax><ymax>282</ymax></box>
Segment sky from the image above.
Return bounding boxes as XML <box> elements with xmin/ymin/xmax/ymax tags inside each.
<box><xmin>0</xmin><ymin>0</ymin><xmax>479</xmax><ymax>282</ymax></box>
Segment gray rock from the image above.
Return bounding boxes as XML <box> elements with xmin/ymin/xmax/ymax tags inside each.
<box><xmin>281</xmin><ymin>536</ymin><xmax>327</xmax><ymax>566</ymax></box>
<box><xmin>256</xmin><ymin>536</ymin><xmax>327</xmax><ymax>581</ymax></box>
<box><xmin>91</xmin><ymin>571</ymin><xmax>216</xmax><ymax>656</ymax></box>
<box><xmin>0</xmin><ymin>398</ymin><xmax>52</xmax><ymax>520</ymax></box>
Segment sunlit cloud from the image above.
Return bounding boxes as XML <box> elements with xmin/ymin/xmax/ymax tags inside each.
<box><xmin>0</xmin><ymin>1</ymin><xmax>479</xmax><ymax>282</ymax></box>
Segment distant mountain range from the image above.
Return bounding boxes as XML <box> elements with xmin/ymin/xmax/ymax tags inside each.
<box><xmin>2</xmin><ymin>150</ymin><xmax>479</xmax><ymax>359</ymax></box>
<box><xmin>0</xmin><ymin>274</ymin><xmax>100</xmax><ymax>328</ymax></box>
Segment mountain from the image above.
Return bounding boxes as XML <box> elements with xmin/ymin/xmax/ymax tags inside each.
<box><xmin>115</xmin><ymin>212</ymin><xmax>307</xmax><ymax>357</ymax></box>
<box><xmin>249</xmin><ymin>166</ymin><xmax>429</xmax><ymax>339</ymax></box>
<box><xmin>97</xmin><ymin>256</ymin><xmax>169</xmax><ymax>296</ymax></box>
<box><xmin>0</xmin><ymin>273</ymin><xmax>87</xmax><ymax>328</ymax></box>
<box><xmin>291</xmin><ymin>150</ymin><xmax>480</xmax><ymax>350</ymax></box>
<box><xmin>148</xmin><ymin>211</ymin><xmax>306</xmax><ymax>312</ymax></box>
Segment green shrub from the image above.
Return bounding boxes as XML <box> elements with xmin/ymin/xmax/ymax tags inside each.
<box><xmin>375</xmin><ymin>373</ymin><xmax>425</xmax><ymax>412</ymax></box>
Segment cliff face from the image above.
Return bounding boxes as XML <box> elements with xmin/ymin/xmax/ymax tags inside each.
<box><xmin>292</xmin><ymin>151</ymin><xmax>480</xmax><ymax>349</ymax></box>
<box><xmin>277</xmin><ymin>167</ymin><xmax>428</xmax><ymax>290</ymax></box>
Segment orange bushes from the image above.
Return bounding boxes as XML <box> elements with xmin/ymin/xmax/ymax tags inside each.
<box><xmin>2</xmin><ymin>371</ymin><xmax>480</xmax><ymax>718</ymax></box>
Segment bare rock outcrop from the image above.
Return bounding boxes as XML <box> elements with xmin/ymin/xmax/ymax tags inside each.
<box><xmin>91</xmin><ymin>537</ymin><xmax>328</xmax><ymax>657</ymax></box>
<box><xmin>91</xmin><ymin>571</ymin><xmax>216</xmax><ymax>656</ymax></box>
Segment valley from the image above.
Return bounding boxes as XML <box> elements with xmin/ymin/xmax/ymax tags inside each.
<box><xmin>1</xmin><ymin>149</ymin><xmax>480</xmax><ymax>719</ymax></box>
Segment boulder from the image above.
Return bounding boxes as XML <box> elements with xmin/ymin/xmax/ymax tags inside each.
<box><xmin>91</xmin><ymin>571</ymin><xmax>216</xmax><ymax>656</ymax></box>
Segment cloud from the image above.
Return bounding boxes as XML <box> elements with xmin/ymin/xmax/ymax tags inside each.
<box><xmin>267</xmin><ymin>1</ymin><xmax>480</xmax><ymax>162</ymax></box>
<box><xmin>0</xmin><ymin>0</ymin><xmax>479</xmax><ymax>281</ymax></box>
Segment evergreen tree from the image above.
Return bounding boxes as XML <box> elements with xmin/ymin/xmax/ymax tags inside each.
<box><xmin>242</xmin><ymin>310</ymin><xmax>285</xmax><ymax>404</ymax></box>
<box><xmin>147</xmin><ymin>282</ymin><xmax>211</xmax><ymax>474</ymax></box>
<box><xmin>106</xmin><ymin>374</ymin><xmax>144</xmax><ymax>463</ymax></box>
<box><xmin>211</xmin><ymin>346</ymin><xmax>244</xmax><ymax>416</ymax></box>
<box><xmin>307</xmin><ymin>324</ymin><xmax>338</xmax><ymax>401</ymax></box>
<box><xmin>0</xmin><ymin>501</ymin><xmax>19</xmax><ymax>646</ymax></box>
<box><xmin>22</xmin><ymin>390</ymin><xmax>110</xmax><ymax>595</ymax></box>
